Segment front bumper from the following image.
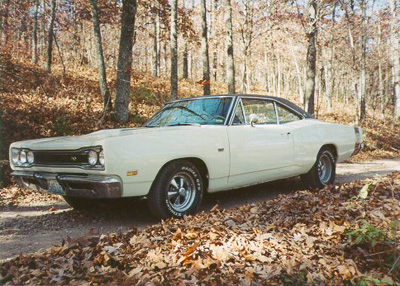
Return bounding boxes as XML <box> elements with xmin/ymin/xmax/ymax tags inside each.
<box><xmin>12</xmin><ymin>171</ymin><xmax>122</xmax><ymax>198</ymax></box>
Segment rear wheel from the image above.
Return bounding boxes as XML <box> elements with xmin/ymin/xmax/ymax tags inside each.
<box><xmin>301</xmin><ymin>147</ymin><xmax>336</xmax><ymax>189</ymax></box>
<box><xmin>147</xmin><ymin>160</ymin><xmax>203</xmax><ymax>219</ymax></box>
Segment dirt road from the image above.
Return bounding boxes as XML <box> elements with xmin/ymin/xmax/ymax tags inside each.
<box><xmin>0</xmin><ymin>159</ymin><xmax>398</xmax><ymax>261</ymax></box>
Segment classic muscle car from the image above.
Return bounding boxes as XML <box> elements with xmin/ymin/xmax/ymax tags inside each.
<box><xmin>10</xmin><ymin>95</ymin><xmax>363</xmax><ymax>219</ymax></box>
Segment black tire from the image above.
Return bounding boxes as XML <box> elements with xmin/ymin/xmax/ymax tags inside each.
<box><xmin>63</xmin><ymin>196</ymin><xmax>98</xmax><ymax>211</ymax></box>
<box><xmin>147</xmin><ymin>160</ymin><xmax>204</xmax><ymax>219</ymax></box>
<box><xmin>301</xmin><ymin>147</ymin><xmax>336</xmax><ymax>189</ymax></box>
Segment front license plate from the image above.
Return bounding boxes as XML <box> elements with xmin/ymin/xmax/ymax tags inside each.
<box><xmin>48</xmin><ymin>180</ymin><xmax>64</xmax><ymax>195</ymax></box>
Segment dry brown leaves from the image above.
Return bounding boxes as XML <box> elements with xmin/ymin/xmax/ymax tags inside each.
<box><xmin>0</xmin><ymin>185</ymin><xmax>62</xmax><ymax>207</ymax></box>
<box><xmin>1</xmin><ymin>172</ymin><xmax>399</xmax><ymax>285</ymax></box>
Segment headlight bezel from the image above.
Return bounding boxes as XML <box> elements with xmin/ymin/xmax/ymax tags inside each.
<box><xmin>27</xmin><ymin>151</ymin><xmax>35</xmax><ymax>164</ymax></box>
<box><xmin>11</xmin><ymin>148</ymin><xmax>34</xmax><ymax>167</ymax></box>
<box><xmin>88</xmin><ymin>150</ymin><xmax>99</xmax><ymax>166</ymax></box>
<box><xmin>11</xmin><ymin>148</ymin><xmax>20</xmax><ymax>164</ymax></box>
<box><xmin>98</xmin><ymin>150</ymin><xmax>105</xmax><ymax>166</ymax></box>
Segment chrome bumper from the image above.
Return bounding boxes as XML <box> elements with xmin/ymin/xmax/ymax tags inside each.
<box><xmin>12</xmin><ymin>171</ymin><xmax>122</xmax><ymax>198</ymax></box>
<box><xmin>352</xmin><ymin>142</ymin><xmax>364</xmax><ymax>156</ymax></box>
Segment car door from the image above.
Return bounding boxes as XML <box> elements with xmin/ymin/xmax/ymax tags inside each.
<box><xmin>227</xmin><ymin>98</ymin><xmax>294</xmax><ymax>187</ymax></box>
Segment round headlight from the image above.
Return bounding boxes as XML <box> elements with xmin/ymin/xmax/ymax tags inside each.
<box><xmin>99</xmin><ymin>151</ymin><xmax>105</xmax><ymax>166</ymax></box>
<box><xmin>88</xmin><ymin>150</ymin><xmax>98</xmax><ymax>166</ymax></box>
<box><xmin>19</xmin><ymin>150</ymin><xmax>27</xmax><ymax>164</ymax></box>
<box><xmin>27</xmin><ymin>151</ymin><xmax>34</xmax><ymax>164</ymax></box>
<box><xmin>11</xmin><ymin>149</ymin><xmax>20</xmax><ymax>164</ymax></box>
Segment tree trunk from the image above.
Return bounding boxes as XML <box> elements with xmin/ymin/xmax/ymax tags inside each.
<box><xmin>201</xmin><ymin>0</ymin><xmax>211</xmax><ymax>95</ymax></box>
<box><xmin>183</xmin><ymin>39</ymin><xmax>188</xmax><ymax>79</ymax></box>
<box><xmin>390</xmin><ymin>0</ymin><xmax>400</xmax><ymax>118</ymax></box>
<box><xmin>377</xmin><ymin>21</ymin><xmax>384</xmax><ymax>118</ymax></box>
<box><xmin>89</xmin><ymin>0</ymin><xmax>112</xmax><ymax>110</ymax></box>
<box><xmin>240</xmin><ymin>0</ymin><xmax>253</xmax><ymax>95</ymax></box>
<box><xmin>212</xmin><ymin>50</ymin><xmax>217</xmax><ymax>81</ymax></box>
<box><xmin>325</xmin><ymin>2</ymin><xmax>336</xmax><ymax>112</ymax></box>
<box><xmin>225</xmin><ymin>0</ymin><xmax>235</xmax><ymax>94</ymax></box>
<box><xmin>0</xmin><ymin>0</ymin><xmax>10</xmax><ymax>51</ymax></box>
<box><xmin>277</xmin><ymin>55</ymin><xmax>281</xmax><ymax>97</ymax></box>
<box><xmin>304</xmin><ymin>0</ymin><xmax>318</xmax><ymax>115</ymax></box>
<box><xmin>170</xmin><ymin>0</ymin><xmax>178</xmax><ymax>100</ymax></box>
<box><xmin>40</xmin><ymin>0</ymin><xmax>46</xmax><ymax>58</ymax></box>
<box><xmin>152</xmin><ymin>1</ymin><xmax>159</xmax><ymax>78</ymax></box>
<box><xmin>53</xmin><ymin>33</ymin><xmax>65</xmax><ymax>76</ymax></box>
<box><xmin>359</xmin><ymin>0</ymin><xmax>367</xmax><ymax>122</ymax></box>
<box><xmin>46</xmin><ymin>0</ymin><xmax>57</xmax><ymax>73</ymax></box>
<box><xmin>288</xmin><ymin>39</ymin><xmax>304</xmax><ymax>103</ymax></box>
<box><xmin>32</xmin><ymin>0</ymin><xmax>39</xmax><ymax>65</ymax></box>
<box><xmin>114</xmin><ymin>0</ymin><xmax>137</xmax><ymax>123</ymax></box>
<box><xmin>241</xmin><ymin>47</ymin><xmax>248</xmax><ymax>94</ymax></box>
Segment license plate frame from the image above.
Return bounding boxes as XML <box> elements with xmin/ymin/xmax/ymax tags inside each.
<box><xmin>47</xmin><ymin>179</ymin><xmax>64</xmax><ymax>195</ymax></box>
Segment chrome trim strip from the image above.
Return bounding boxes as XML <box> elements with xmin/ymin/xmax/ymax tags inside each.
<box><xmin>57</xmin><ymin>174</ymin><xmax>120</xmax><ymax>184</ymax></box>
<box><xmin>223</xmin><ymin>96</ymin><xmax>237</xmax><ymax>126</ymax></box>
<box><xmin>273</xmin><ymin>101</ymin><xmax>280</xmax><ymax>124</ymax></box>
<box><xmin>227</xmin><ymin>96</ymin><xmax>240</xmax><ymax>126</ymax></box>
<box><xmin>29</xmin><ymin>164</ymin><xmax>105</xmax><ymax>170</ymax></box>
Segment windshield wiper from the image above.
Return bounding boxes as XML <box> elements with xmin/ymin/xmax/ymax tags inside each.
<box><xmin>167</xmin><ymin>123</ymin><xmax>201</xmax><ymax>127</ymax></box>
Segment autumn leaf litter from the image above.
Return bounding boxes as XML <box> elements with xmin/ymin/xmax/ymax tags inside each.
<box><xmin>1</xmin><ymin>172</ymin><xmax>399</xmax><ymax>285</ymax></box>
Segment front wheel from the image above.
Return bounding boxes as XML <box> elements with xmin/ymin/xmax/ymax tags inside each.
<box><xmin>301</xmin><ymin>147</ymin><xmax>336</xmax><ymax>189</ymax></box>
<box><xmin>147</xmin><ymin>160</ymin><xmax>204</xmax><ymax>219</ymax></box>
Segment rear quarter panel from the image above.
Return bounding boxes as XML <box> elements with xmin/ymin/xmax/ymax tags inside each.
<box><xmin>289</xmin><ymin>119</ymin><xmax>356</xmax><ymax>173</ymax></box>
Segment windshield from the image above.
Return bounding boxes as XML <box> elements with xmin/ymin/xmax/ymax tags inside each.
<box><xmin>145</xmin><ymin>97</ymin><xmax>233</xmax><ymax>127</ymax></box>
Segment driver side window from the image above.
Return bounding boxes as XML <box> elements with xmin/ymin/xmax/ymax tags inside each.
<box><xmin>241</xmin><ymin>99</ymin><xmax>277</xmax><ymax>125</ymax></box>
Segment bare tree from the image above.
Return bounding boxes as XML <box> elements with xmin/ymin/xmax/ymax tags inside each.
<box><xmin>390</xmin><ymin>0</ymin><xmax>400</xmax><ymax>118</ymax></box>
<box><xmin>240</xmin><ymin>0</ymin><xmax>254</xmax><ymax>94</ymax></box>
<box><xmin>89</xmin><ymin>0</ymin><xmax>112</xmax><ymax>110</ymax></box>
<box><xmin>152</xmin><ymin>1</ymin><xmax>159</xmax><ymax>77</ymax></box>
<box><xmin>359</xmin><ymin>0</ymin><xmax>366</xmax><ymax>122</ymax></box>
<box><xmin>324</xmin><ymin>1</ymin><xmax>337</xmax><ymax>111</ymax></box>
<box><xmin>46</xmin><ymin>0</ymin><xmax>57</xmax><ymax>73</ymax></box>
<box><xmin>304</xmin><ymin>0</ymin><xmax>318</xmax><ymax>115</ymax></box>
<box><xmin>170</xmin><ymin>0</ymin><xmax>178</xmax><ymax>100</ymax></box>
<box><xmin>32</xmin><ymin>0</ymin><xmax>39</xmax><ymax>65</ymax></box>
<box><xmin>225</xmin><ymin>0</ymin><xmax>235</xmax><ymax>93</ymax></box>
<box><xmin>201</xmin><ymin>0</ymin><xmax>210</xmax><ymax>95</ymax></box>
<box><xmin>182</xmin><ymin>40</ymin><xmax>189</xmax><ymax>79</ymax></box>
<box><xmin>115</xmin><ymin>0</ymin><xmax>137</xmax><ymax>123</ymax></box>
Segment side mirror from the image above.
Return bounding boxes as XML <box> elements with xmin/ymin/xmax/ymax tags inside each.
<box><xmin>249</xmin><ymin>114</ymin><xmax>258</xmax><ymax>127</ymax></box>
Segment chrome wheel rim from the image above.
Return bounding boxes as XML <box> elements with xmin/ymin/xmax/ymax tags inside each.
<box><xmin>318</xmin><ymin>153</ymin><xmax>332</xmax><ymax>184</ymax></box>
<box><xmin>167</xmin><ymin>172</ymin><xmax>196</xmax><ymax>212</ymax></box>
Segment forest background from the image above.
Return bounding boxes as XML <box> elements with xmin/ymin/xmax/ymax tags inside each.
<box><xmin>0</xmin><ymin>0</ymin><xmax>399</xmax><ymax>284</ymax></box>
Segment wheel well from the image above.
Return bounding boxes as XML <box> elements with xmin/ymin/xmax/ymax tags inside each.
<box><xmin>159</xmin><ymin>158</ymin><xmax>210</xmax><ymax>193</ymax></box>
<box><xmin>322</xmin><ymin>144</ymin><xmax>338</xmax><ymax>161</ymax></box>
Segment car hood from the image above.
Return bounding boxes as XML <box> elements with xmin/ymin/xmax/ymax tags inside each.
<box><xmin>11</xmin><ymin>126</ymin><xmax>201</xmax><ymax>150</ymax></box>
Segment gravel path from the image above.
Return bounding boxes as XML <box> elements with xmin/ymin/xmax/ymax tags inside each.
<box><xmin>0</xmin><ymin>159</ymin><xmax>398</xmax><ymax>261</ymax></box>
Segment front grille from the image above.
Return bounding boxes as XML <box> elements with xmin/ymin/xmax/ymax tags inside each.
<box><xmin>34</xmin><ymin>151</ymin><xmax>88</xmax><ymax>165</ymax></box>
<box><xmin>30</xmin><ymin>146</ymin><xmax>103</xmax><ymax>169</ymax></box>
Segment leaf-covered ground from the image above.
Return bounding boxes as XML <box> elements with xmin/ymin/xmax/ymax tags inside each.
<box><xmin>1</xmin><ymin>172</ymin><xmax>399</xmax><ymax>285</ymax></box>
